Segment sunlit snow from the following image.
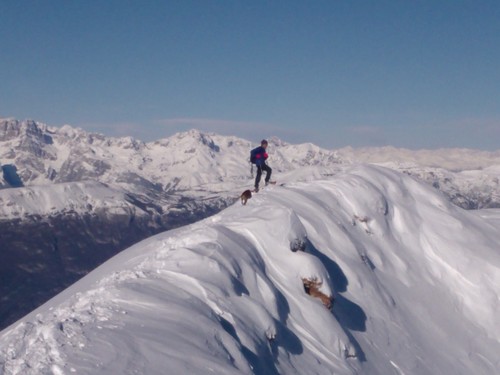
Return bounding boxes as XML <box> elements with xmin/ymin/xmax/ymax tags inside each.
<box><xmin>1</xmin><ymin>164</ymin><xmax>499</xmax><ymax>375</ymax></box>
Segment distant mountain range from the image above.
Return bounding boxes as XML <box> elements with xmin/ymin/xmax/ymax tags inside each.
<box><xmin>2</xmin><ymin>118</ymin><xmax>499</xmax><ymax>210</ymax></box>
<box><xmin>1</xmin><ymin>117</ymin><xmax>499</xmax><ymax>329</ymax></box>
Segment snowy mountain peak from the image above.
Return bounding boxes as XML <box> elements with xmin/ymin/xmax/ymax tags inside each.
<box><xmin>1</xmin><ymin>118</ymin><xmax>55</xmax><ymax>137</ymax></box>
<box><xmin>1</xmin><ymin>164</ymin><xmax>498</xmax><ymax>375</ymax></box>
<box><xmin>165</xmin><ymin>128</ymin><xmax>221</xmax><ymax>152</ymax></box>
<box><xmin>0</xmin><ymin>118</ymin><xmax>41</xmax><ymax>141</ymax></box>
<box><xmin>1</xmin><ymin>117</ymin><xmax>500</xmax><ymax>374</ymax></box>
<box><xmin>1</xmin><ymin>119</ymin><xmax>56</xmax><ymax>164</ymax></box>
<box><xmin>266</xmin><ymin>135</ymin><xmax>288</xmax><ymax>147</ymax></box>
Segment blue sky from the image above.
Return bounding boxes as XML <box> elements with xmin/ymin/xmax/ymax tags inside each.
<box><xmin>1</xmin><ymin>1</ymin><xmax>499</xmax><ymax>150</ymax></box>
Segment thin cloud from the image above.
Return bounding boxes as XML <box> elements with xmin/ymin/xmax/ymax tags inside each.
<box><xmin>349</xmin><ymin>125</ymin><xmax>384</xmax><ymax>136</ymax></box>
<box><xmin>77</xmin><ymin>122</ymin><xmax>151</xmax><ymax>140</ymax></box>
<box><xmin>455</xmin><ymin>117</ymin><xmax>500</xmax><ymax>134</ymax></box>
<box><xmin>434</xmin><ymin>117</ymin><xmax>500</xmax><ymax>150</ymax></box>
<box><xmin>157</xmin><ymin>118</ymin><xmax>306</xmax><ymax>143</ymax></box>
<box><xmin>346</xmin><ymin>125</ymin><xmax>388</xmax><ymax>146</ymax></box>
<box><xmin>158</xmin><ymin>118</ymin><xmax>266</xmax><ymax>133</ymax></box>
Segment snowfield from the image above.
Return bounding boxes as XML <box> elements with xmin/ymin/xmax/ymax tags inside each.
<box><xmin>1</xmin><ymin>165</ymin><xmax>499</xmax><ymax>375</ymax></box>
<box><xmin>0</xmin><ymin>181</ymin><xmax>141</xmax><ymax>219</ymax></box>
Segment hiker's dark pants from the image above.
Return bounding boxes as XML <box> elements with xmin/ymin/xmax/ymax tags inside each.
<box><xmin>255</xmin><ymin>164</ymin><xmax>272</xmax><ymax>189</ymax></box>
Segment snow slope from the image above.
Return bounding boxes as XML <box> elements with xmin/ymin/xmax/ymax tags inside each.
<box><xmin>0</xmin><ymin>181</ymin><xmax>144</xmax><ymax>219</ymax></box>
<box><xmin>1</xmin><ymin>164</ymin><xmax>499</xmax><ymax>375</ymax></box>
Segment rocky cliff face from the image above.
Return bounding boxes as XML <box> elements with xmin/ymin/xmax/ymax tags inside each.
<box><xmin>1</xmin><ymin>119</ymin><xmax>57</xmax><ymax>182</ymax></box>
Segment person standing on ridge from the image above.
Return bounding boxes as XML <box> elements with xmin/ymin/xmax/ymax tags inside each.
<box><xmin>250</xmin><ymin>139</ymin><xmax>272</xmax><ymax>192</ymax></box>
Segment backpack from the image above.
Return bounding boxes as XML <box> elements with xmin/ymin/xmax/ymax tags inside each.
<box><xmin>250</xmin><ymin>147</ymin><xmax>259</xmax><ymax>164</ymax></box>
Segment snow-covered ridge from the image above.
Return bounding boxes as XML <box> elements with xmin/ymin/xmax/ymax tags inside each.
<box><xmin>1</xmin><ymin>165</ymin><xmax>498</xmax><ymax>375</ymax></box>
<box><xmin>0</xmin><ymin>181</ymin><xmax>144</xmax><ymax>219</ymax></box>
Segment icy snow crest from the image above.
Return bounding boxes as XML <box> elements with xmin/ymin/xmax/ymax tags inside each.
<box><xmin>1</xmin><ymin>165</ymin><xmax>499</xmax><ymax>375</ymax></box>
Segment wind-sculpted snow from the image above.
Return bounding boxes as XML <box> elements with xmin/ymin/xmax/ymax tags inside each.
<box><xmin>1</xmin><ymin>165</ymin><xmax>499</xmax><ymax>375</ymax></box>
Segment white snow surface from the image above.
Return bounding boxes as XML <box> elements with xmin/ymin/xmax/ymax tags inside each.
<box><xmin>0</xmin><ymin>181</ymin><xmax>142</xmax><ymax>219</ymax></box>
<box><xmin>1</xmin><ymin>165</ymin><xmax>500</xmax><ymax>375</ymax></box>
